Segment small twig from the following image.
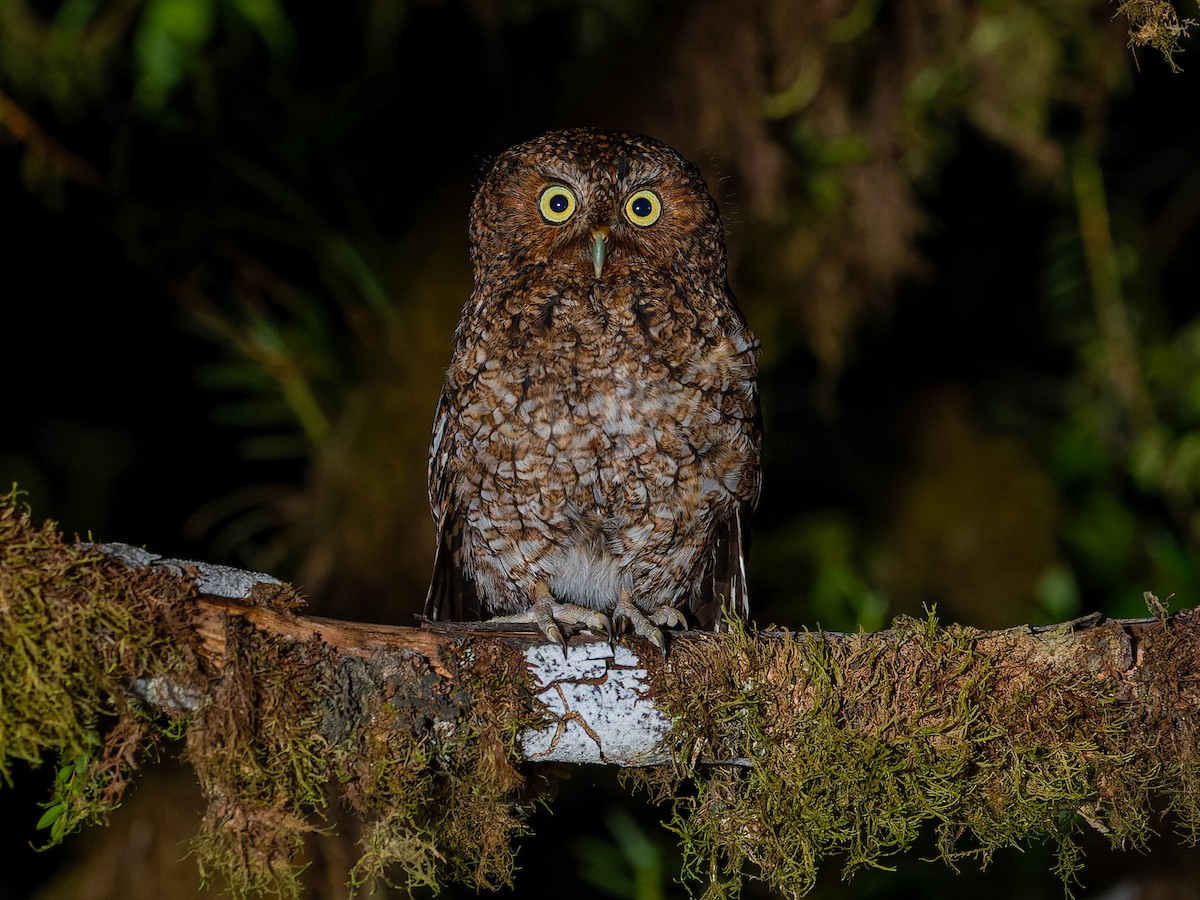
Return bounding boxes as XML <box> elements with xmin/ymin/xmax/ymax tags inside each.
<box><xmin>0</xmin><ymin>88</ymin><xmax>104</xmax><ymax>188</ymax></box>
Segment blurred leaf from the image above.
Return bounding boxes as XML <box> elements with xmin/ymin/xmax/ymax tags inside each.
<box><xmin>573</xmin><ymin>805</ymin><xmax>667</xmax><ymax>900</ymax></box>
<box><xmin>227</xmin><ymin>0</ymin><xmax>294</xmax><ymax>58</ymax></box>
<box><xmin>1035</xmin><ymin>564</ymin><xmax>1082</xmax><ymax>622</ymax></box>
<box><xmin>134</xmin><ymin>0</ymin><xmax>216</xmax><ymax>110</ymax></box>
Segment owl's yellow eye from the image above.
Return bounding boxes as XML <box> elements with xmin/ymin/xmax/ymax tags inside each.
<box><xmin>623</xmin><ymin>189</ymin><xmax>662</xmax><ymax>227</ymax></box>
<box><xmin>538</xmin><ymin>185</ymin><xmax>577</xmax><ymax>224</ymax></box>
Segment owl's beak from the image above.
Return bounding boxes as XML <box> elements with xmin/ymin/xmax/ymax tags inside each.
<box><xmin>591</xmin><ymin>229</ymin><xmax>608</xmax><ymax>278</ymax></box>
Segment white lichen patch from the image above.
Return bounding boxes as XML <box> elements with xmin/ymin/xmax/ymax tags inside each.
<box><xmin>519</xmin><ymin>640</ymin><xmax>670</xmax><ymax>765</ymax></box>
<box><xmin>91</xmin><ymin>541</ymin><xmax>282</xmax><ymax>598</ymax></box>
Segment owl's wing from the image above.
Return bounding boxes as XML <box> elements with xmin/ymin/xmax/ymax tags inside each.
<box><xmin>691</xmin><ymin>502</ymin><xmax>753</xmax><ymax>631</ymax></box>
<box><xmin>424</xmin><ymin>392</ymin><xmax>483</xmax><ymax>622</ymax></box>
<box><xmin>691</xmin><ymin>369</ymin><xmax>761</xmax><ymax>632</ymax></box>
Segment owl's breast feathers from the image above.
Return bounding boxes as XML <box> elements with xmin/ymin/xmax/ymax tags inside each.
<box><xmin>428</xmin><ymin>272</ymin><xmax>760</xmax><ymax>627</ymax></box>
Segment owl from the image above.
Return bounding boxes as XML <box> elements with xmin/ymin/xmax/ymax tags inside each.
<box><xmin>425</xmin><ymin>128</ymin><xmax>761</xmax><ymax>655</ymax></box>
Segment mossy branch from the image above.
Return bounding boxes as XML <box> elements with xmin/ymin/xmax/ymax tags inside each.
<box><xmin>3</xmin><ymin>491</ymin><xmax>1199</xmax><ymax>898</ymax></box>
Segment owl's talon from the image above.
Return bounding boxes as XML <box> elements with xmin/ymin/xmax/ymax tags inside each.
<box><xmin>613</xmin><ymin>593</ymin><xmax>672</xmax><ymax>659</ymax></box>
<box><xmin>595</xmin><ymin>613</ymin><xmax>614</xmax><ymax>647</ymax></box>
<box><xmin>491</xmin><ymin>594</ymin><xmax>611</xmax><ymax>654</ymax></box>
<box><xmin>530</xmin><ymin>597</ymin><xmax>568</xmax><ymax>654</ymax></box>
<box><xmin>650</xmin><ymin>627</ymin><xmax>668</xmax><ymax>662</ymax></box>
<box><xmin>545</xmin><ymin>622</ymin><xmax>568</xmax><ymax>655</ymax></box>
<box><xmin>652</xmin><ymin>607</ymin><xmax>688</xmax><ymax>630</ymax></box>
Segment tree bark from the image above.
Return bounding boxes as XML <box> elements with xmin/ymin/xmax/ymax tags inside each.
<box><xmin>95</xmin><ymin>541</ymin><xmax>1189</xmax><ymax>769</ymax></box>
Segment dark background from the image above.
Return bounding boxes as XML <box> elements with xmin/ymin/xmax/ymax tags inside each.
<box><xmin>3</xmin><ymin>0</ymin><xmax>1199</xmax><ymax>897</ymax></box>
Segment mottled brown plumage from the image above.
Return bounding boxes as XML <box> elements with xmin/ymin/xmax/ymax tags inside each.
<box><xmin>425</xmin><ymin>128</ymin><xmax>761</xmax><ymax>651</ymax></box>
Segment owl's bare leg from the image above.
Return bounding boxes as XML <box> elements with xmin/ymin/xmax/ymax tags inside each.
<box><xmin>488</xmin><ymin>583</ymin><xmax>613</xmax><ymax>655</ymax></box>
<box><xmin>613</xmin><ymin>592</ymin><xmax>685</xmax><ymax>659</ymax></box>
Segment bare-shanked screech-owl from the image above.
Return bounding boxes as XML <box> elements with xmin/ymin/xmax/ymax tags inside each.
<box><xmin>425</xmin><ymin>128</ymin><xmax>761</xmax><ymax>654</ymax></box>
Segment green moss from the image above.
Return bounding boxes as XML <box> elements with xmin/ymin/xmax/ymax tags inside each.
<box><xmin>334</xmin><ymin>640</ymin><xmax>548</xmax><ymax>894</ymax></box>
<box><xmin>0</xmin><ymin>488</ymin><xmax>193</xmax><ymax>842</ymax></box>
<box><xmin>187</xmin><ymin>620</ymin><xmax>332</xmax><ymax>899</ymax></box>
<box><xmin>177</xmin><ymin>592</ymin><xmax>547</xmax><ymax>897</ymax></box>
<box><xmin>647</xmin><ymin>611</ymin><xmax>1199</xmax><ymax>898</ymax></box>
<box><xmin>0</xmin><ymin>490</ymin><xmax>545</xmax><ymax>897</ymax></box>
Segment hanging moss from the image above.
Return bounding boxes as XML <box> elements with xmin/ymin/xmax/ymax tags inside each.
<box><xmin>1118</xmin><ymin>0</ymin><xmax>1196</xmax><ymax>70</ymax></box>
<box><xmin>331</xmin><ymin>639</ymin><xmax>547</xmax><ymax>894</ymax></box>
<box><xmin>634</xmin><ymin>612</ymin><xmax>1200</xmax><ymax>898</ymax></box>
<box><xmin>0</xmin><ymin>488</ymin><xmax>198</xmax><ymax>843</ymax></box>
<box><xmin>0</xmin><ymin>490</ymin><xmax>546</xmax><ymax>897</ymax></box>
<box><xmin>186</xmin><ymin>618</ymin><xmax>332</xmax><ymax>899</ymax></box>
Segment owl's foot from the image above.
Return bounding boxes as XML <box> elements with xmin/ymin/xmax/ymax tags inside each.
<box><xmin>489</xmin><ymin>594</ymin><xmax>613</xmax><ymax>656</ymax></box>
<box><xmin>613</xmin><ymin>594</ymin><xmax>685</xmax><ymax>660</ymax></box>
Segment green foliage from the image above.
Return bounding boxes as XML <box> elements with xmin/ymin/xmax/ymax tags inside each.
<box><xmin>35</xmin><ymin>739</ymin><xmax>104</xmax><ymax>847</ymax></box>
<box><xmin>754</xmin><ymin>514</ymin><xmax>889</xmax><ymax>633</ymax></box>
<box><xmin>1039</xmin><ymin>149</ymin><xmax>1200</xmax><ymax>615</ymax></box>
<box><xmin>573</xmin><ymin>805</ymin><xmax>672</xmax><ymax>900</ymax></box>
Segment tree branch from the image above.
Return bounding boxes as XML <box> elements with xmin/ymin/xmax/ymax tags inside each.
<box><xmin>101</xmin><ymin>540</ymin><xmax>1176</xmax><ymax>770</ymax></box>
<box><xmin>3</xmin><ymin>495</ymin><xmax>1199</xmax><ymax>897</ymax></box>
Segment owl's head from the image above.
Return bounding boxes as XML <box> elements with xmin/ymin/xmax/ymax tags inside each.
<box><xmin>469</xmin><ymin>128</ymin><xmax>727</xmax><ymax>285</ymax></box>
